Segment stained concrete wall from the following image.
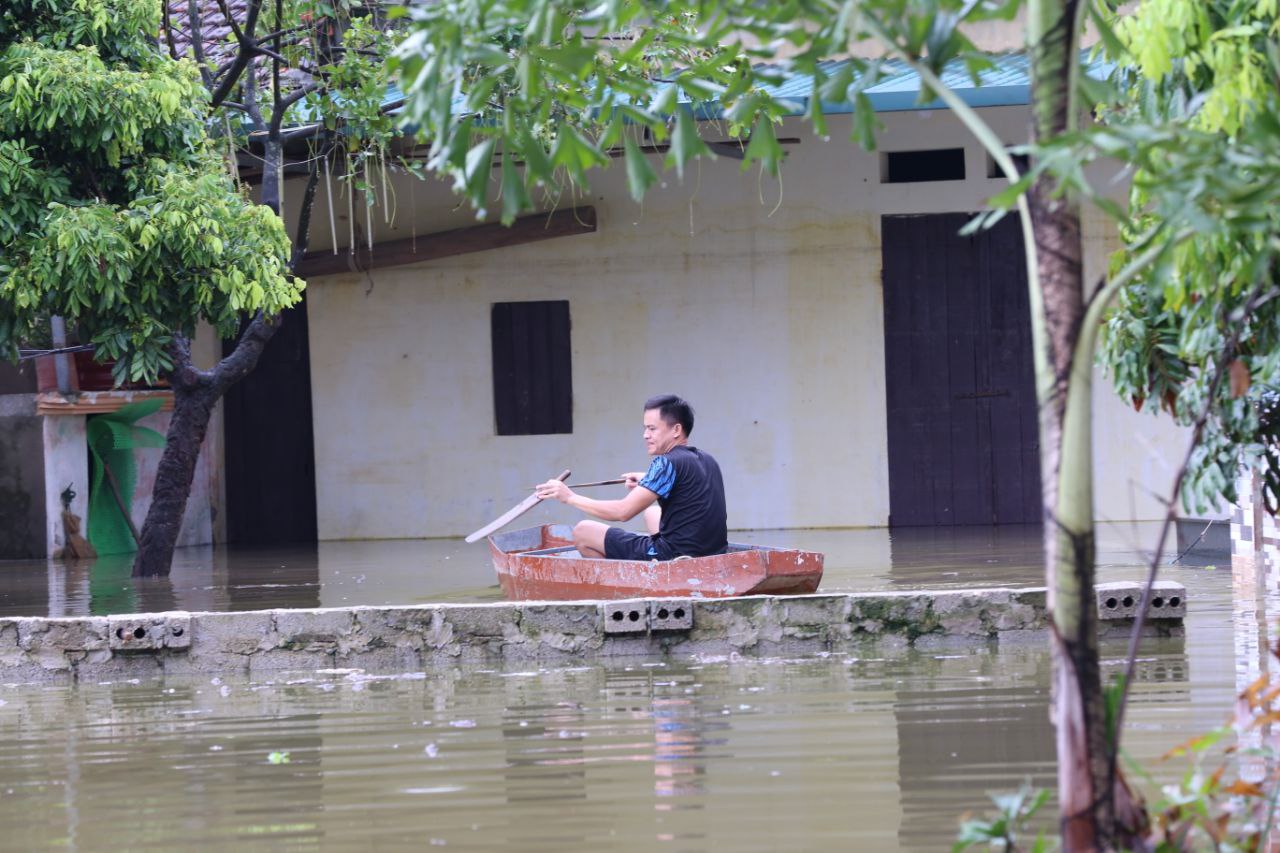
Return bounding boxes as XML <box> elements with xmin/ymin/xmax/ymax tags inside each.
<box><xmin>295</xmin><ymin>106</ymin><xmax>1197</xmax><ymax>539</ymax></box>
<box><xmin>0</xmin><ymin>394</ymin><xmax>46</xmax><ymax>558</ymax></box>
<box><xmin>0</xmin><ymin>584</ymin><xmax>1185</xmax><ymax>682</ymax></box>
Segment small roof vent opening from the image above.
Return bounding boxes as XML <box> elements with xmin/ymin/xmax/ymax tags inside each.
<box><xmin>986</xmin><ymin>149</ymin><xmax>1031</xmax><ymax>179</ymax></box>
<box><xmin>880</xmin><ymin>147</ymin><xmax>966</xmax><ymax>183</ymax></box>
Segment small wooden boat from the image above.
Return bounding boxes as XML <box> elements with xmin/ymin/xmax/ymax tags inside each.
<box><xmin>488</xmin><ymin>524</ymin><xmax>824</xmax><ymax>601</ymax></box>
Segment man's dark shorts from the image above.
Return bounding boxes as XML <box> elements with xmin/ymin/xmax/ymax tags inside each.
<box><xmin>604</xmin><ymin>528</ymin><xmax>670</xmax><ymax>561</ymax></box>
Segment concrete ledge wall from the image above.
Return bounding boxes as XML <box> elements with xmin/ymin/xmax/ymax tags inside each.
<box><xmin>0</xmin><ymin>586</ymin><xmax>1184</xmax><ymax>683</ymax></box>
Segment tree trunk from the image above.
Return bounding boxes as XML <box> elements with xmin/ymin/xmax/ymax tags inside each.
<box><xmin>131</xmin><ymin>315</ymin><xmax>283</xmax><ymax>576</ymax></box>
<box><xmin>1025</xmin><ymin>0</ymin><xmax>1119</xmax><ymax>847</ymax></box>
<box><xmin>130</xmin><ymin>129</ymin><xmax>296</xmax><ymax>576</ymax></box>
<box><xmin>132</xmin><ymin>355</ymin><xmax>220</xmax><ymax>577</ymax></box>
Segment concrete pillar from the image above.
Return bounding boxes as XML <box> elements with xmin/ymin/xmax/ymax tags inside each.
<box><xmin>42</xmin><ymin>414</ymin><xmax>89</xmax><ymax>557</ymax></box>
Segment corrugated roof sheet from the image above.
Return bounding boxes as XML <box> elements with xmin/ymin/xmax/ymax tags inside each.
<box><xmin>423</xmin><ymin>51</ymin><xmax>1076</xmax><ymax>121</ymax></box>
<box><xmin>696</xmin><ymin>52</ymin><xmax>1039</xmax><ymax>116</ymax></box>
<box><xmin>306</xmin><ymin>50</ymin><xmax>1108</xmax><ymax>136</ymax></box>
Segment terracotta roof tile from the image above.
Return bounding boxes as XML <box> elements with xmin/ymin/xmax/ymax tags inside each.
<box><xmin>162</xmin><ymin>1</ymin><xmax>248</xmax><ymax>67</ymax></box>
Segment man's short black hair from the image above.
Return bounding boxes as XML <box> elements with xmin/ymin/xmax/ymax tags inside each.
<box><xmin>644</xmin><ymin>394</ymin><xmax>694</xmax><ymax>436</ymax></box>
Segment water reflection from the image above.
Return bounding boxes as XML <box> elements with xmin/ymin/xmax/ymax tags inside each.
<box><xmin>0</xmin><ymin>634</ymin><xmax>1223</xmax><ymax>852</ymax></box>
<box><xmin>886</xmin><ymin>524</ymin><xmax>1043</xmax><ymax>588</ymax></box>
<box><xmin>0</xmin><ymin>544</ymin><xmax>326</xmax><ymax>618</ymax></box>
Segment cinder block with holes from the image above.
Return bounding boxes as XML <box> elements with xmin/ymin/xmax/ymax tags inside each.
<box><xmin>1095</xmin><ymin>582</ymin><xmax>1140</xmax><ymax>620</ymax></box>
<box><xmin>649</xmin><ymin>600</ymin><xmax>693</xmax><ymax>631</ymax></box>
<box><xmin>1144</xmin><ymin>581</ymin><xmax>1187</xmax><ymax>620</ymax></box>
<box><xmin>107</xmin><ymin>614</ymin><xmax>192</xmax><ymax>650</ymax></box>
<box><xmin>602</xmin><ymin>601</ymin><xmax>648</xmax><ymax>634</ymax></box>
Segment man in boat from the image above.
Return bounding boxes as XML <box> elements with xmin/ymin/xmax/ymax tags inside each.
<box><xmin>535</xmin><ymin>394</ymin><xmax>728</xmax><ymax>560</ymax></box>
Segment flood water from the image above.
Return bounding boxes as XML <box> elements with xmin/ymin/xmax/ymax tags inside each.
<box><xmin>0</xmin><ymin>521</ymin><xmax>1219</xmax><ymax>617</ymax></box>
<box><xmin>0</xmin><ymin>522</ymin><xmax>1257</xmax><ymax>849</ymax></box>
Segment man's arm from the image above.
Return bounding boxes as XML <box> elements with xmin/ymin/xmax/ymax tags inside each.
<box><xmin>536</xmin><ymin>479</ymin><xmax>658</xmax><ymax>522</ymax></box>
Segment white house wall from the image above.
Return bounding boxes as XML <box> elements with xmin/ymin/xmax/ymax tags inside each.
<box><xmin>300</xmin><ymin>106</ymin><xmax>1197</xmax><ymax>540</ymax></box>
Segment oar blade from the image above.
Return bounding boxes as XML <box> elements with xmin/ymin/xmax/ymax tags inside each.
<box><xmin>464</xmin><ymin>469</ymin><xmax>571</xmax><ymax>543</ymax></box>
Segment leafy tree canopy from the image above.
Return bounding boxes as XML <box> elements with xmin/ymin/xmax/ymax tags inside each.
<box><xmin>1090</xmin><ymin>1</ymin><xmax>1280</xmax><ymax>514</ymax></box>
<box><xmin>390</xmin><ymin>0</ymin><xmax>1020</xmax><ymax>222</ymax></box>
<box><xmin>0</xmin><ymin>0</ymin><xmax>301</xmax><ymax>384</ymax></box>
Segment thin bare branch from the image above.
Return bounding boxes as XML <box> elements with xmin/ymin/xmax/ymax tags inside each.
<box><xmin>276</xmin><ymin>81</ymin><xmax>322</xmax><ymax>116</ymax></box>
<box><xmin>252</xmin><ymin>43</ymin><xmax>322</xmax><ymax>78</ymax></box>
<box><xmin>185</xmin><ymin>0</ymin><xmax>213</xmax><ymax>89</ymax></box>
<box><xmin>161</xmin><ymin>2</ymin><xmax>180</xmax><ymax>61</ymax></box>
<box><xmin>242</xmin><ymin>55</ymin><xmax>266</xmax><ymax>131</ymax></box>
<box><xmin>212</xmin><ymin>0</ymin><xmax>246</xmax><ymax>45</ymax></box>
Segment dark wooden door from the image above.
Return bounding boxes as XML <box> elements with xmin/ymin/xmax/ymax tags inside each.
<box><xmin>222</xmin><ymin>300</ymin><xmax>318</xmax><ymax>544</ymax></box>
<box><xmin>881</xmin><ymin>213</ymin><xmax>1041</xmax><ymax>526</ymax></box>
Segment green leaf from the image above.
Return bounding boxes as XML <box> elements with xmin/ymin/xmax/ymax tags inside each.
<box><xmin>1089</xmin><ymin>5</ymin><xmax>1127</xmax><ymax>59</ymax></box>
<box><xmin>649</xmin><ymin>84</ymin><xmax>677</xmax><ymax>117</ymax></box>
<box><xmin>463</xmin><ymin>137</ymin><xmax>496</xmax><ymax>203</ymax></box>
<box><xmin>850</xmin><ymin>92</ymin><xmax>879</xmax><ymax>151</ymax></box>
<box><xmin>499</xmin><ymin>152</ymin><xmax>530</xmax><ymax>225</ymax></box>
<box><xmin>742</xmin><ymin>115</ymin><xmax>781</xmax><ymax>176</ymax></box>
<box><xmin>622</xmin><ymin>136</ymin><xmax>657</xmax><ymax>202</ymax></box>
<box><xmin>665</xmin><ymin>109</ymin><xmax>711</xmax><ymax>179</ymax></box>
<box><xmin>519</xmin><ymin>130</ymin><xmax>554</xmax><ymax>187</ymax></box>
<box><xmin>550</xmin><ymin>127</ymin><xmax>606</xmax><ymax>177</ymax></box>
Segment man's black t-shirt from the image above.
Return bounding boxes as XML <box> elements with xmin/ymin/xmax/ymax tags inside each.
<box><xmin>637</xmin><ymin>445</ymin><xmax>727</xmax><ymax>559</ymax></box>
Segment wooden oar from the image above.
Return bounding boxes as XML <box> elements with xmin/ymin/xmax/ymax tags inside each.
<box><xmin>464</xmin><ymin>469</ymin><xmax>570</xmax><ymax>544</ymax></box>
<box><xmin>528</xmin><ymin>478</ymin><xmax>626</xmax><ymax>489</ymax></box>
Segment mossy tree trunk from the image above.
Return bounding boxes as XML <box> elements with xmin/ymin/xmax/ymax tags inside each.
<box><xmin>1026</xmin><ymin>0</ymin><xmax>1144</xmax><ymax>846</ymax></box>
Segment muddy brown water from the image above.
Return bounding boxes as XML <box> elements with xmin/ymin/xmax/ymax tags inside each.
<box><xmin>0</xmin><ymin>524</ymin><xmax>1251</xmax><ymax>849</ymax></box>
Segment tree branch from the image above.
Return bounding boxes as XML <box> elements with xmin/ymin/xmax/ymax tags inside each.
<box><xmin>212</xmin><ymin>312</ymin><xmax>280</xmax><ymax>394</ymax></box>
<box><xmin>276</xmin><ymin>81</ymin><xmax>322</xmax><ymax>116</ymax></box>
<box><xmin>252</xmin><ymin>43</ymin><xmax>323</xmax><ymax>78</ymax></box>
<box><xmin>185</xmin><ymin>0</ymin><xmax>214</xmax><ymax>89</ymax></box>
<box><xmin>162</xmin><ymin>1</ymin><xmax>181</xmax><ymax>61</ymax></box>
<box><xmin>254</xmin><ymin>24</ymin><xmax>311</xmax><ymax>44</ymax></box>
<box><xmin>242</xmin><ymin>55</ymin><xmax>266</xmax><ymax>131</ymax></box>
<box><xmin>166</xmin><ymin>333</ymin><xmax>214</xmax><ymax>392</ymax></box>
<box><xmin>209</xmin><ymin>0</ymin><xmax>267</xmax><ymax>107</ymax></box>
<box><xmin>269</xmin><ymin>0</ymin><xmax>283</xmax><ymax>134</ymax></box>
<box><xmin>212</xmin><ymin>0</ymin><xmax>246</xmax><ymax>45</ymax></box>
<box><xmin>291</xmin><ymin>139</ymin><xmax>327</xmax><ymax>271</ymax></box>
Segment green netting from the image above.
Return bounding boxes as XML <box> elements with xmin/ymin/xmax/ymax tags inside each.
<box><xmin>86</xmin><ymin>399</ymin><xmax>166</xmax><ymax>556</ymax></box>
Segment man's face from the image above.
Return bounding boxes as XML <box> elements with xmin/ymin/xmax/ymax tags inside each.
<box><xmin>643</xmin><ymin>409</ymin><xmax>682</xmax><ymax>456</ymax></box>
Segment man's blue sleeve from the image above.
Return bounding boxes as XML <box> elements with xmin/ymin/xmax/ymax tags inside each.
<box><xmin>638</xmin><ymin>456</ymin><xmax>677</xmax><ymax>498</ymax></box>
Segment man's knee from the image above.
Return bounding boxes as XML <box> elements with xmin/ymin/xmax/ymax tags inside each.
<box><xmin>573</xmin><ymin>520</ymin><xmax>608</xmax><ymax>556</ymax></box>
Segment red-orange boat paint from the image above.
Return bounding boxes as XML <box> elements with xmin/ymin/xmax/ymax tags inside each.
<box><xmin>488</xmin><ymin>524</ymin><xmax>824</xmax><ymax>601</ymax></box>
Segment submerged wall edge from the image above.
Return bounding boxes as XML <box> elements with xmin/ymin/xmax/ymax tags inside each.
<box><xmin>0</xmin><ymin>584</ymin><xmax>1185</xmax><ymax>683</ymax></box>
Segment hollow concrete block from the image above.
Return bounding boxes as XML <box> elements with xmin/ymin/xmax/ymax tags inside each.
<box><xmin>1096</xmin><ymin>582</ymin><xmax>1141</xmax><ymax>620</ymax></box>
<box><xmin>107</xmin><ymin>613</ymin><xmax>191</xmax><ymax>651</ymax></box>
<box><xmin>602</xmin><ymin>601</ymin><xmax>648</xmax><ymax>634</ymax></box>
<box><xmin>1145</xmin><ymin>581</ymin><xmax>1187</xmax><ymax>620</ymax></box>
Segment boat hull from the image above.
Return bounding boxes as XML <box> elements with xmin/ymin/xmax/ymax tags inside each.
<box><xmin>488</xmin><ymin>524</ymin><xmax>824</xmax><ymax>601</ymax></box>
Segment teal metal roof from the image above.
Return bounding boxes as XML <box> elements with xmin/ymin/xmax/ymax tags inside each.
<box><xmin>721</xmin><ymin>53</ymin><xmax>1038</xmax><ymax>116</ymax></box>
<box><xmin>366</xmin><ymin>50</ymin><xmax>1084</xmax><ymax>132</ymax></box>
